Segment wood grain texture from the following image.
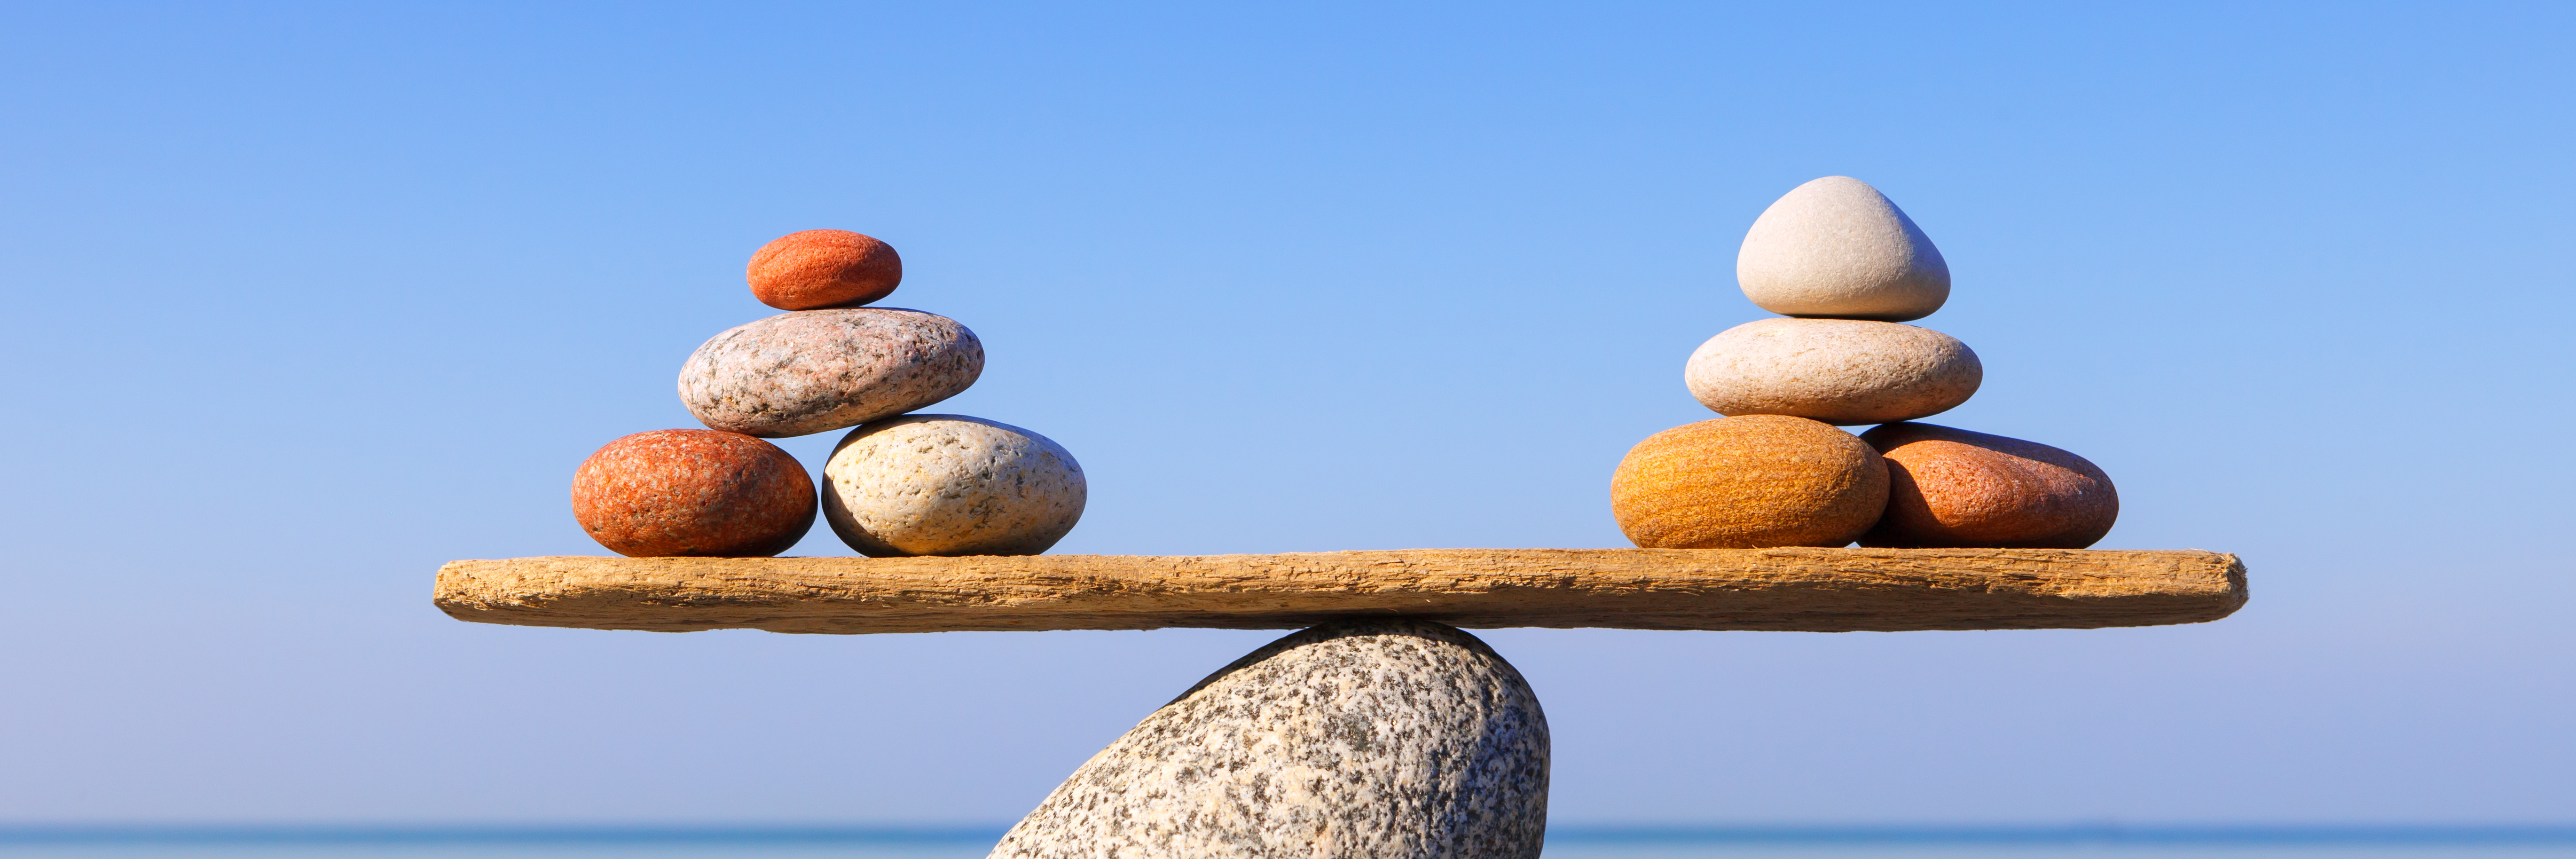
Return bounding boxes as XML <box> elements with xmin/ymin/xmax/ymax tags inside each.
<box><xmin>432</xmin><ymin>548</ymin><xmax>2246</xmax><ymax>634</ymax></box>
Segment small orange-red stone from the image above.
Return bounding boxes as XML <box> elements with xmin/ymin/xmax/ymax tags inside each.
<box><xmin>1859</xmin><ymin>422</ymin><xmax>2119</xmax><ymax>549</ymax></box>
<box><xmin>570</xmin><ymin>429</ymin><xmax>817</xmax><ymax>557</ymax></box>
<box><xmin>746</xmin><ymin>229</ymin><xmax>903</xmax><ymax>310</ymax></box>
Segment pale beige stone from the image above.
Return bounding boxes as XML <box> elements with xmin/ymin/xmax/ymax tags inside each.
<box><xmin>1685</xmin><ymin>318</ymin><xmax>1981</xmax><ymax>426</ymax></box>
<box><xmin>1738</xmin><ymin>176</ymin><xmax>1950</xmax><ymax>321</ymax></box>
<box><xmin>821</xmin><ymin>415</ymin><xmax>1085</xmax><ymax>557</ymax></box>
<box><xmin>432</xmin><ymin>548</ymin><xmax>2250</xmax><ymax>634</ymax></box>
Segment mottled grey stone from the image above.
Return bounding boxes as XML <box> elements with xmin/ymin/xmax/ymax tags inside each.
<box><xmin>677</xmin><ymin>308</ymin><xmax>982</xmax><ymax>438</ymax></box>
<box><xmin>990</xmin><ymin>619</ymin><xmax>1549</xmax><ymax>859</ymax></box>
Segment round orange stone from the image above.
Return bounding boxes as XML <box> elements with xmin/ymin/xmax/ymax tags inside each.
<box><xmin>570</xmin><ymin>429</ymin><xmax>817</xmax><ymax>557</ymax></box>
<box><xmin>746</xmin><ymin>229</ymin><xmax>903</xmax><ymax>310</ymax></box>
<box><xmin>1610</xmin><ymin>415</ymin><xmax>1889</xmax><ymax>549</ymax></box>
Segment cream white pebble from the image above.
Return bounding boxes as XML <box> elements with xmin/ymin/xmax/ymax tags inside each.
<box><xmin>1684</xmin><ymin>318</ymin><xmax>1980</xmax><ymax>426</ymax></box>
<box><xmin>1737</xmin><ymin>176</ymin><xmax>1951</xmax><ymax>321</ymax></box>
<box><xmin>821</xmin><ymin>415</ymin><xmax>1085</xmax><ymax>557</ymax></box>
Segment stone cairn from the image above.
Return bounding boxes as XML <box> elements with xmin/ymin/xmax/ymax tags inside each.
<box><xmin>986</xmin><ymin>179</ymin><xmax>2128</xmax><ymax>859</ymax></box>
<box><xmin>568</xmin><ymin>229</ymin><xmax>1088</xmax><ymax>559</ymax></box>
<box><xmin>1615</xmin><ymin>176</ymin><xmax>2120</xmax><ymax>551</ymax></box>
<box><xmin>563</xmin><ymin>188</ymin><xmax>2127</xmax><ymax>859</ymax></box>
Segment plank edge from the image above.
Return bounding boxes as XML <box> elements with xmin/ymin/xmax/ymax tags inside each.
<box><xmin>431</xmin><ymin>548</ymin><xmax>2247</xmax><ymax>635</ymax></box>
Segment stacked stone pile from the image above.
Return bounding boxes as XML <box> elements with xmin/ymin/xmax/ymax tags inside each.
<box><xmin>571</xmin><ymin>230</ymin><xmax>1086</xmax><ymax>559</ymax></box>
<box><xmin>1613</xmin><ymin>177</ymin><xmax>2119</xmax><ymax>550</ymax></box>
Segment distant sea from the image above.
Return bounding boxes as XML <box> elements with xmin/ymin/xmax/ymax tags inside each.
<box><xmin>5</xmin><ymin>825</ymin><xmax>2575</xmax><ymax>858</ymax></box>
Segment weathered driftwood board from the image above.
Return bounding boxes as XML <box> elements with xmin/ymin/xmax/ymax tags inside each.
<box><xmin>432</xmin><ymin>547</ymin><xmax>2246</xmax><ymax>634</ymax></box>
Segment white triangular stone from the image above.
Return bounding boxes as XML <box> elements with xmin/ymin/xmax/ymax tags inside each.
<box><xmin>1737</xmin><ymin>176</ymin><xmax>1950</xmax><ymax>321</ymax></box>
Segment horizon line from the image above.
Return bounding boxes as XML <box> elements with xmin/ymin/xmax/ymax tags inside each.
<box><xmin>5</xmin><ymin>822</ymin><xmax>2576</xmax><ymax>847</ymax></box>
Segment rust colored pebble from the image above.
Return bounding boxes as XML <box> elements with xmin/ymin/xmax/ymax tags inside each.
<box><xmin>1858</xmin><ymin>422</ymin><xmax>2119</xmax><ymax>549</ymax></box>
<box><xmin>747</xmin><ymin>229</ymin><xmax>903</xmax><ymax>310</ymax></box>
<box><xmin>570</xmin><ymin>429</ymin><xmax>817</xmax><ymax>558</ymax></box>
<box><xmin>1610</xmin><ymin>415</ymin><xmax>1890</xmax><ymax>549</ymax></box>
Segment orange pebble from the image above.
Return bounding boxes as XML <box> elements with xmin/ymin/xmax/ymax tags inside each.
<box><xmin>1859</xmin><ymin>422</ymin><xmax>2119</xmax><ymax>549</ymax></box>
<box><xmin>570</xmin><ymin>429</ymin><xmax>817</xmax><ymax>557</ymax></box>
<box><xmin>746</xmin><ymin>229</ymin><xmax>903</xmax><ymax>310</ymax></box>
<box><xmin>1610</xmin><ymin>415</ymin><xmax>1889</xmax><ymax>549</ymax></box>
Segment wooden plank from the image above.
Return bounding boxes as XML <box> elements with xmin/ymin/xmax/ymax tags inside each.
<box><xmin>432</xmin><ymin>548</ymin><xmax>2246</xmax><ymax>634</ymax></box>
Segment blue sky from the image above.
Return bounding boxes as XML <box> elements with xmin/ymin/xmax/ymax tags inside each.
<box><xmin>1</xmin><ymin>1</ymin><xmax>2570</xmax><ymax>825</ymax></box>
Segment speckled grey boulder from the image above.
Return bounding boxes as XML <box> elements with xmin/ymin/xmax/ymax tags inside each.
<box><xmin>678</xmin><ymin>308</ymin><xmax>982</xmax><ymax>438</ymax></box>
<box><xmin>989</xmin><ymin>619</ymin><xmax>1549</xmax><ymax>859</ymax></box>
<box><xmin>823</xmin><ymin>415</ymin><xmax>1086</xmax><ymax>558</ymax></box>
<box><xmin>1738</xmin><ymin>176</ymin><xmax>1950</xmax><ymax>322</ymax></box>
<box><xmin>1685</xmin><ymin>317</ymin><xmax>1981</xmax><ymax>426</ymax></box>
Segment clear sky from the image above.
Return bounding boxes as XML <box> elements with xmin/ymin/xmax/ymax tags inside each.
<box><xmin>2</xmin><ymin>0</ymin><xmax>2570</xmax><ymax>827</ymax></box>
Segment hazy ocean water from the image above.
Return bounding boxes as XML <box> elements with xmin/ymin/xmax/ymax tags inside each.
<box><xmin>8</xmin><ymin>850</ymin><xmax>2576</xmax><ymax>859</ymax></box>
<box><xmin>9</xmin><ymin>847</ymin><xmax>2576</xmax><ymax>859</ymax></box>
<box><xmin>8</xmin><ymin>827</ymin><xmax>2576</xmax><ymax>859</ymax></box>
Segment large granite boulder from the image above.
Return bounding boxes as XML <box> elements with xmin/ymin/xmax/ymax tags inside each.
<box><xmin>990</xmin><ymin>619</ymin><xmax>1550</xmax><ymax>859</ymax></box>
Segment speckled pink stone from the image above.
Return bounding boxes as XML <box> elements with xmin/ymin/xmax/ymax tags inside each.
<box><xmin>678</xmin><ymin>308</ymin><xmax>983</xmax><ymax>438</ymax></box>
<box><xmin>1859</xmin><ymin>422</ymin><xmax>2119</xmax><ymax>549</ymax></box>
<box><xmin>570</xmin><ymin>429</ymin><xmax>817</xmax><ymax>558</ymax></box>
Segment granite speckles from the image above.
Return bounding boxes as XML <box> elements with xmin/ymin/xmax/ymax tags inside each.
<box><xmin>1860</xmin><ymin>422</ymin><xmax>2120</xmax><ymax>549</ymax></box>
<box><xmin>989</xmin><ymin>618</ymin><xmax>1549</xmax><ymax>859</ymax></box>
<box><xmin>821</xmin><ymin>415</ymin><xmax>1086</xmax><ymax>557</ymax></box>
<box><xmin>569</xmin><ymin>429</ymin><xmax>816</xmax><ymax>557</ymax></box>
<box><xmin>679</xmin><ymin>308</ymin><xmax>983</xmax><ymax>438</ymax></box>
<box><xmin>1737</xmin><ymin>176</ymin><xmax>1950</xmax><ymax>321</ymax></box>
<box><xmin>1684</xmin><ymin>317</ymin><xmax>1981</xmax><ymax>426</ymax></box>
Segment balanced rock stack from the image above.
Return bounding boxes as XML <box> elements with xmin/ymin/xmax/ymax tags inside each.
<box><xmin>1613</xmin><ymin>177</ymin><xmax>2119</xmax><ymax>550</ymax></box>
<box><xmin>571</xmin><ymin>230</ymin><xmax>1086</xmax><ymax>558</ymax></box>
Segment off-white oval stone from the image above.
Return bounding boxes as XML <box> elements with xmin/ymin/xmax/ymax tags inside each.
<box><xmin>821</xmin><ymin>415</ymin><xmax>1085</xmax><ymax>557</ymax></box>
<box><xmin>1738</xmin><ymin>176</ymin><xmax>1950</xmax><ymax>321</ymax></box>
<box><xmin>1685</xmin><ymin>318</ymin><xmax>1980</xmax><ymax>426</ymax></box>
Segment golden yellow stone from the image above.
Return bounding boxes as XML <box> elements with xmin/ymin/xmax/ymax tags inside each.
<box><xmin>1611</xmin><ymin>415</ymin><xmax>1890</xmax><ymax>549</ymax></box>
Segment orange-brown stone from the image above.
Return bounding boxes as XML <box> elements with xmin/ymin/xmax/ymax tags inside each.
<box><xmin>1610</xmin><ymin>415</ymin><xmax>1889</xmax><ymax>549</ymax></box>
<box><xmin>746</xmin><ymin>229</ymin><xmax>903</xmax><ymax>310</ymax></box>
<box><xmin>1859</xmin><ymin>422</ymin><xmax>2118</xmax><ymax>549</ymax></box>
<box><xmin>570</xmin><ymin>430</ymin><xmax>817</xmax><ymax>557</ymax></box>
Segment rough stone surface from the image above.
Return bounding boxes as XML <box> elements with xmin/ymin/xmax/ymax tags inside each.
<box><xmin>1611</xmin><ymin>415</ymin><xmax>1889</xmax><ymax>549</ymax></box>
<box><xmin>1737</xmin><ymin>175</ymin><xmax>1950</xmax><ymax>321</ymax></box>
<box><xmin>1685</xmin><ymin>317</ymin><xmax>1981</xmax><ymax>426</ymax></box>
<box><xmin>988</xmin><ymin>619</ymin><xmax>1549</xmax><ymax>859</ymax></box>
<box><xmin>1861</xmin><ymin>422</ymin><xmax>2120</xmax><ymax>549</ymax></box>
<box><xmin>822</xmin><ymin>415</ymin><xmax>1085</xmax><ymax>557</ymax></box>
<box><xmin>568</xmin><ymin>429</ymin><xmax>815</xmax><ymax>558</ymax></box>
<box><xmin>747</xmin><ymin>229</ymin><xmax>903</xmax><ymax>311</ymax></box>
<box><xmin>679</xmin><ymin>308</ymin><xmax>982</xmax><ymax>438</ymax></box>
<box><xmin>434</xmin><ymin>548</ymin><xmax>2251</xmax><ymax>634</ymax></box>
